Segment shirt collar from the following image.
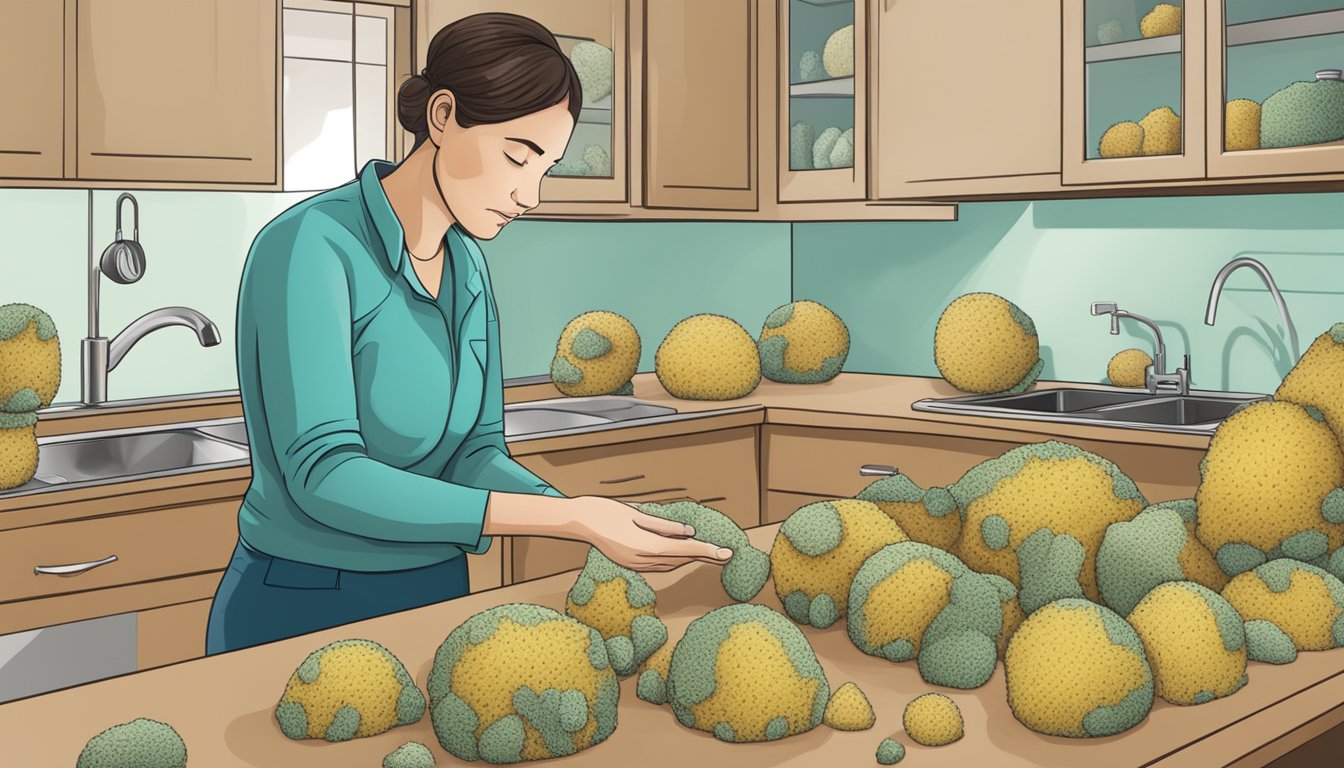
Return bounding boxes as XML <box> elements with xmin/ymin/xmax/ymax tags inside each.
<box><xmin>359</xmin><ymin>159</ymin><xmax>482</xmax><ymax>298</ymax></box>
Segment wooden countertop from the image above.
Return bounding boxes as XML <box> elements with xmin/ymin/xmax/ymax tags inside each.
<box><xmin>3</xmin><ymin>523</ymin><xmax>1341</xmax><ymax>767</ymax></box>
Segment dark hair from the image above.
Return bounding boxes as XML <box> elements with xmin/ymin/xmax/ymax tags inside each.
<box><xmin>398</xmin><ymin>13</ymin><xmax>583</xmax><ymax>151</ymax></box>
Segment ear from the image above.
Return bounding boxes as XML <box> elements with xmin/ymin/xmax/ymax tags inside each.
<box><xmin>425</xmin><ymin>89</ymin><xmax>456</xmax><ymax>148</ymax></box>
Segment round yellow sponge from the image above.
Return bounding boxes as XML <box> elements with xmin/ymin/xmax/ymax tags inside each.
<box><xmin>1140</xmin><ymin>107</ymin><xmax>1182</xmax><ymax>156</ymax></box>
<box><xmin>823</xmin><ymin>682</ymin><xmax>876</xmax><ymax>731</ymax></box>
<box><xmin>1141</xmin><ymin>3</ymin><xmax>1182</xmax><ymax>37</ymax></box>
<box><xmin>1099</xmin><ymin>121</ymin><xmax>1144</xmax><ymax>158</ymax></box>
<box><xmin>1127</xmin><ymin>581</ymin><xmax>1248</xmax><ymax>706</ymax></box>
<box><xmin>902</xmin><ymin>693</ymin><xmax>963</xmax><ymax>746</ymax></box>
<box><xmin>1225</xmin><ymin>99</ymin><xmax>1262</xmax><ymax>151</ymax></box>
<box><xmin>655</xmin><ymin>314</ymin><xmax>761</xmax><ymax>400</ymax></box>
<box><xmin>550</xmin><ymin>310</ymin><xmax>640</xmax><ymax>397</ymax></box>
<box><xmin>1222</xmin><ymin>559</ymin><xmax>1344</xmax><ymax>651</ymax></box>
<box><xmin>933</xmin><ymin>292</ymin><xmax>1042</xmax><ymax>395</ymax></box>
<box><xmin>1107</xmin><ymin>348</ymin><xmax>1152</xmax><ymax>388</ymax></box>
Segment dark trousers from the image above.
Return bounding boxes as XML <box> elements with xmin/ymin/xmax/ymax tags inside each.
<box><xmin>205</xmin><ymin>536</ymin><xmax>469</xmax><ymax>655</ymax></box>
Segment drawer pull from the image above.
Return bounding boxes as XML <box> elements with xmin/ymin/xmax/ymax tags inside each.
<box><xmin>859</xmin><ymin>464</ymin><xmax>900</xmax><ymax>477</ymax></box>
<box><xmin>600</xmin><ymin>473</ymin><xmax>646</xmax><ymax>485</ymax></box>
<box><xmin>34</xmin><ymin>555</ymin><xmax>119</xmax><ymax>576</ymax></box>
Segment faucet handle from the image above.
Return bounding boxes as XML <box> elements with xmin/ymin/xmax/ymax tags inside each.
<box><xmin>1091</xmin><ymin>302</ymin><xmax>1118</xmax><ymax>316</ymax></box>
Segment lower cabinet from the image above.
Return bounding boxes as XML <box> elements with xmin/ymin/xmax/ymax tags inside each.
<box><xmin>505</xmin><ymin>426</ymin><xmax>762</xmax><ymax>583</ymax></box>
<box><xmin>137</xmin><ymin>598</ymin><xmax>214</xmax><ymax>671</ymax></box>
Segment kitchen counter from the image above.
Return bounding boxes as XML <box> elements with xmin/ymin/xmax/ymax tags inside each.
<box><xmin>2</xmin><ymin>523</ymin><xmax>1341</xmax><ymax>767</ymax></box>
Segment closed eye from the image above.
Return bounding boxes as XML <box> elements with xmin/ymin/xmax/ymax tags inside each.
<box><xmin>504</xmin><ymin>153</ymin><xmax>525</xmax><ymax>167</ymax></box>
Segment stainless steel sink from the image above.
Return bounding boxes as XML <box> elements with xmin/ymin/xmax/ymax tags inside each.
<box><xmin>503</xmin><ymin>396</ymin><xmax>679</xmax><ymax>438</ymax></box>
<box><xmin>1</xmin><ymin>418</ymin><xmax>250</xmax><ymax>498</ymax></box>
<box><xmin>912</xmin><ymin>387</ymin><xmax>1268</xmax><ymax>435</ymax></box>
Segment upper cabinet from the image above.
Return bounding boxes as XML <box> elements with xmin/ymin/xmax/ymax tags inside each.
<box><xmin>778</xmin><ymin>0</ymin><xmax>865</xmax><ymax>202</ymax></box>
<box><xmin>0</xmin><ymin>0</ymin><xmax>65</xmax><ymax>180</ymax></box>
<box><xmin>873</xmin><ymin>0</ymin><xmax>1062</xmax><ymax>198</ymax></box>
<box><xmin>76</xmin><ymin>0</ymin><xmax>278</xmax><ymax>184</ymax></box>
<box><xmin>1207</xmin><ymin>0</ymin><xmax>1344</xmax><ymax>178</ymax></box>
<box><xmin>416</xmin><ymin>0</ymin><xmax>628</xmax><ymax>204</ymax></box>
<box><xmin>1063</xmin><ymin>0</ymin><xmax>1207</xmax><ymax>184</ymax></box>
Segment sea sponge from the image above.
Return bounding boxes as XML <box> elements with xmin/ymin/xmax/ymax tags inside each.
<box><xmin>275</xmin><ymin>639</ymin><xmax>425</xmax><ymax>742</ymax></box>
<box><xmin>1004</xmin><ymin>598</ymin><xmax>1154</xmax><ymax>737</ymax></box>
<box><xmin>655</xmin><ymin>314</ymin><xmax>761</xmax><ymax>400</ymax></box>
<box><xmin>549</xmin><ymin>311</ymin><xmax>640</xmax><ymax>397</ymax></box>
<box><xmin>848</xmin><ymin>542</ymin><xmax>1009</xmax><ymax>690</ymax></box>
<box><xmin>635</xmin><ymin>499</ymin><xmax>771</xmax><ymax>602</ymax></box>
<box><xmin>1127</xmin><ymin>581</ymin><xmax>1248</xmax><ymax>705</ymax></box>
<box><xmin>1140</xmin><ymin>106</ymin><xmax>1182</xmax><ymax>156</ymax></box>
<box><xmin>1225</xmin><ymin>98</ymin><xmax>1262</xmax><ymax>151</ymax></box>
<box><xmin>1221</xmin><ymin>559</ymin><xmax>1344</xmax><ymax>651</ymax></box>
<box><xmin>427</xmin><ymin>604</ymin><xmax>619</xmax><ymax>763</ymax></box>
<box><xmin>1261</xmin><ymin>77</ymin><xmax>1344</xmax><ymax>149</ymax></box>
<box><xmin>635</xmin><ymin>635</ymin><xmax>676</xmax><ymax>705</ymax></box>
<box><xmin>876</xmin><ymin>737</ymin><xmax>906</xmax><ymax>764</ymax></box>
<box><xmin>812</xmin><ymin>126</ymin><xmax>842</xmax><ymax>170</ymax></box>
<box><xmin>949</xmin><ymin>440</ymin><xmax>1147</xmax><ymax>611</ymax></box>
<box><xmin>902</xmin><ymin>693</ymin><xmax>963</xmax><ymax>746</ymax></box>
<box><xmin>790</xmin><ymin>121</ymin><xmax>816</xmax><ymax>170</ymax></box>
<box><xmin>1277</xmin><ymin>323</ymin><xmax>1344</xmax><ymax>447</ymax></box>
<box><xmin>1107</xmin><ymin>348</ymin><xmax>1152</xmax><ymax>388</ymax></box>
<box><xmin>772</xmin><ymin>499</ymin><xmax>908</xmax><ymax>628</ymax></box>
<box><xmin>758</xmin><ymin>299</ymin><xmax>850</xmax><ymax>384</ymax></box>
<box><xmin>1097</xmin><ymin>18</ymin><xmax>1125</xmax><ymax>44</ymax></box>
<box><xmin>1195</xmin><ymin>400</ymin><xmax>1344</xmax><ymax>577</ymax></box>
<box><xmin>565</xmin><ymin>548</ymin><xmax>668</xmax><ymax>677</ymax></box>
<box><xmin>996</xmin><ymin>579</ymin><xmax>1026</xmax><ymax>656</ymax></box>
<box><xmin>0</xmin><ymin>302</ymin><xmax>61</xmax><ymax>409</ymax></box>
<box><xmin>828</xmin><ymin>130</ymin><xmax>855</xmax><ymax>168</ymax></box>
<box><xmin>0</xmin><ymin>411</ymin><xmax>39</xmax><ymax>490</ymax></box>
<box><xmin>666</xmin><ymin>604</ymin><xmax>830</xmax><ymax>742</ymax></box>
<box><xmin>568</xmin><ymin>42</ymin><xmax>613</xmax><ymax>105</ymax></box>
<box><xmin>934</xmin><ymin>292</ymin><xmax>1044</xmax><ymax>395</ymax></box>
<box><xmin>582</xmin><ymin>145</ymin><xmax>612</xmax><ymax>177</ymax></box>
<box><xmin>798</xmin><ymin>49</ymin><xmax>825</xmax><ymax>82</ymax></box>
<box><xmin>1099</xmin><ymin>121</ymin><xmax>1145</xmax><ymax>158</ymax></box>
<box><xmin>1244</xmin><ymin>619</ymin><xmax>1298</xmax><ymax>664</ymax></box>
<box><xmin>823</xmin><ymin>682</ymin><xmax>876</xmax><ymax>731</ymax></box>
<box><xmin>1097</xmin><ymin>502</ymin><xmax>1227</xmax><ymax>617</ymax></box>
<box><xmin>76</xmin><ymin>717</ymin><xmax>187</xmax><ymax>768</ymax></box>
<box><xmin>822</xmin><ymin>24</ymin><xmax>854</xmax><ymax>78</ymax></box>
<box><xmin>855</xmin><ymin>473</ymin><xmax>962</xmax><ymax>552</ymax></box>
<box><xmin>1140</xmin><ymin>3</ymin><xmax>1182</xmax><ymax>38</ymax></box>
<box><xmin>383</xmin><ymin>741</ymin><xmax>436</xmax><ymax>768</ymax></box>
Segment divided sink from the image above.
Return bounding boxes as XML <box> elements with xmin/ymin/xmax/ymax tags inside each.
<box><xmin>503</xmin><ymin>396</ymin><xmax>678</xmax><ymax>437</ymax></box>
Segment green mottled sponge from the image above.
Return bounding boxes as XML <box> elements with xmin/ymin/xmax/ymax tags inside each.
<box><xmin>635</xmin><ymin>500</ymin><xmax>771</xmax><ymax>602</ymax></box>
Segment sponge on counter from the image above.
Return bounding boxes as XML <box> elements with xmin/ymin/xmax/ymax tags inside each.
<box><xmin>902</xmin><ymin>693</ymin><xmax>964</xmax><ymax>746</ymax></box>
<box><xmin>823</xmin><ymin>682</ymin><xmax>876</xmax><ymax>731</ymax></box>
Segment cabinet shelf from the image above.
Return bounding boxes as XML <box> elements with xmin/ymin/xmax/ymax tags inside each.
<box><xmin>577</xmin><ymin>94</ymin><xmax>613</xmax><ymax>126</ymax></box>
<box><xmin>1086</xmin><ymin>7</ymin><xmax>1344</xmax><ymax>64</ymax></box>
<box><xmin>789</xmin><ymin>75</ymin><xmax>855</xmax><ymax>98</ymax></box>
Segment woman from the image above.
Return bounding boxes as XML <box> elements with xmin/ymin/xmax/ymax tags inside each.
<box><xmin>205</xmin><ymin>13</ymin><xmax>730</xmax><ymax>655</ymax></box>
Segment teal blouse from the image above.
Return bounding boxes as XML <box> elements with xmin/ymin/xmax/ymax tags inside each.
<box><xmin>234</xmin><ymin>159</ymin><xmax>563</xmax><ymax>572</ymax></box>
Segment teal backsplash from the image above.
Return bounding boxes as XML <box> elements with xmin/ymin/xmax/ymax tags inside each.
<box><xmin>793</xmin><ymin>193</ymin><xmax>1344</xmax><ymax>396</ymax></box>
<box><xmin>3</xmin><ymin>186</ymin><xmax>1340</xmax><ymax>405</ymax></box>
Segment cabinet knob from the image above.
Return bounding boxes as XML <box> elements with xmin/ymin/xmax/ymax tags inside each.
<box><xmin>859</xmin><ymin>464</ymin><xmax>900</xmax><ymax>476</ymax></box>
<box><xmin>34</xmin><ymin>554</ymin><xmax>119</xmax><ymax>576</ymax></box>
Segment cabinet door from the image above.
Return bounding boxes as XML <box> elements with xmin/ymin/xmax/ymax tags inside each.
<box><xmin>645</xmin><ymin>0</ymin><xmax>758</xmax><ymax>210</ymax></box>
<box><xmin>873</xmin><ymin>0</ymin><xmax>1061</xmax><ymax>199</ymax></box>
<box><xmin>779</xmin><ymin>0</ymin><xmax>867</xmax><ymax>202</ymax></box>
<box><xmin>1063</xmin><ymin>0</ymin><xmax>1207</xmax><ymax>184</ymax></box>
<box><xmin>76</xmin><ymin>0</ymin><xmax>278</xmax><ymax>184</ymax></box>
<box><xmin>0</xmin><ymin>0</ymin><xmax>65</xmax><ymax>179</ymax></box>
<box><xmin>1207</xmin><ymin>1</ymin><xmax>1344</xmax><ymax>178</ymax></box>
<box><xmin>416</xmin><ymin>0</ymin><xmax>628</xmax><ymax>203</ymax></box>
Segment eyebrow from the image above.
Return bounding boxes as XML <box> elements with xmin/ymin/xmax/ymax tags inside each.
<box><xmin>505</xmin><ymin>137</ymin><xmax>545</xmax><ymax>157</ymax></box>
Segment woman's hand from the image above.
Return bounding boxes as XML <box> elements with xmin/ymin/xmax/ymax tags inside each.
<box><xmin>566</xmin><ymin>496</ymin><xmax>733</xmax><ymax>572</ymax></box>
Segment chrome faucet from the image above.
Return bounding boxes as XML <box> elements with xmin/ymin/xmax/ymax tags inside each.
<box><xmin>1204</xmin><ymin>256</ymin><xmax>1299</xmax><ymax>362</ymax></box>
<box><xmin>81</xmin><ymin>191</ymin><xmax>222</xmax><ymax>405</ymax></box>
<box><xmin>1091</xmin><ymin>302</ymin><xmax>1191</xmax><ymax>395</ymax></box>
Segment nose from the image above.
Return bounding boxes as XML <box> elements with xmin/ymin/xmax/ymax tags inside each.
<box><xmin>513</xmin><ymin>186</ymin><xmax>538</xmax><ymax>212</ymax></box>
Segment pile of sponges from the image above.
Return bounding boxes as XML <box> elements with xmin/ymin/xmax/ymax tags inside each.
<box><xmin>0</xmin><ymin>303</ymin><xmax>60</xmax><ymax>490</ymax></box>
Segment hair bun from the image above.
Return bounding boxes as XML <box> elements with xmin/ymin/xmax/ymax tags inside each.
<box><xmin>397</xmin><ymin>74</ymin><xmax>434</xmax><ymax>135</ymax></box>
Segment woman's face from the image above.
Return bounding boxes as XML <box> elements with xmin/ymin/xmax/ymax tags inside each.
<box><xmin>427</xmin><ymin>92</ymin><xmax>576</xmax><ymax>240</ymax></box>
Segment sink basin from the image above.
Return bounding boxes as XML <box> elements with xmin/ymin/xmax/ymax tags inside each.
<box><xmin>911</xmin><ymin>387</ymin><xmax>1268</xmax><ymax>435</ymax></box>
<box><xmin>0</xmin><ymin>419</ymin><xmax>251</xmax><ymax>498</ymax></box>
<box><xmin>503</xmin><ymin>396</ymin><xmax>679</xmax><ymax>438</ymax></box>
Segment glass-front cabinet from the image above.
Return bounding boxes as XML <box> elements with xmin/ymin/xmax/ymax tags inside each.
<box><xmin>416</xmin><ymin>0</ymin><xmax>626</xmax><ymax>203</ymax></box>
<box><xmin>778</xmin><ymin>0</ymin><xmax>866</xmax><ymax>201</ymax></box>
<box><xmin>1064</xmin><ymin>0</ymin><xmax>1207</xmax><ymax>183</ymax></box>
<box><xmin>1208</xmin><ymin>0</ymin><xmax>1344</xmax><ymax>176</ymax></box>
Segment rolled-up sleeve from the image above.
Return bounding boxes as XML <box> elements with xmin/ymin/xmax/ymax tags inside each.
<box><xmin>252</xmin><ymin>220</ymin><xmax>494</xmax><ymax>548</ymax></box>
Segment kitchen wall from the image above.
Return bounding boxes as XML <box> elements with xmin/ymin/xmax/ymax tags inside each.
<box><xmin>1</xmin><ymin>188</ymin><xmax>791</xmax><ymax>405</ymax></box>
<box><xmin>794</xmin><ymin>192</ymin><xmax>1344</xmax><ymax>396</ymax></box>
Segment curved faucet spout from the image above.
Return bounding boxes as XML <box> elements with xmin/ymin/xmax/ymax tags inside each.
<box><xmin>108</xmin><ymin>306</ymin><xmax>221</xmax><ymax>372</ymax></box>
<box><xmin>1205</xmin><ymin>257</ymin><xmax>1299</xmax><ymax>360</ymax></box>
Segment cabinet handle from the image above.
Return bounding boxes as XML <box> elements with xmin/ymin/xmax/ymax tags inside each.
<box><xmin>859</xmin><ymin>464</ymin><xmax>900</xmax><ymax>476</ymax></box>
<box><xmin>34</xmin><ymin>555</ymin><xmax>119</xmax><ymax>576</ymax></box>
<box><xmin>600</xmin><ymin>473</ymin><xmax>646</xmax><ymax>485</ymax></box>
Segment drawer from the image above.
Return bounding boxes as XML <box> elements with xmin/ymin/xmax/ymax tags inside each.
<box><xmin>137</xmin><ymin>598</ymin><xmax>213</xmax><ymax>671</ymax></box>
<box><xmin>0</xmin><ymin>499</ymin><xmax>240</xmax><ymax>604</ymax></box>
<box><xmin>763</xmin><ymin>425</ymin><xmax>1205</xmax><ymax>503</ymax></box>
<box><xmin>764</xmin><ymin>489</ymin><xmax>842</xmax><ymax>525</ymax></box>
